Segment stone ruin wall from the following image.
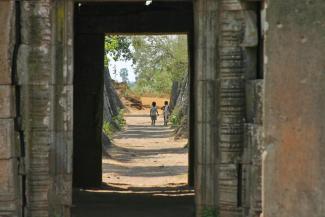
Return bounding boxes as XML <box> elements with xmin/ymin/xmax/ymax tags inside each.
<box><xmin>0</xmin><ymin>1</ymin><xmax>74</xmax><ymax>217</ymax></box>
<box><xmin>0</xmin><ymin>1</ymin><xmax>21</xmax><ymax>216</ymax></box>
<box><xmin>1</xmin><ymin>1</ymin><xmax>324</xmax><ymax>217</ymax></box>
<box><xmin>0</xmin><ymin>0</ymin><xmax>264</xmax><ymax>217</ymax></box>
<box><xmin>218</xmin><ymin>1</ymin><xmax>263</xmax><ymax>217</ymax></box>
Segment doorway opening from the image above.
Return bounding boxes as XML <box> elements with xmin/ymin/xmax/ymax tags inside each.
<box><xmin>72</xmin><ymin>2</ymin><xmax>195</xmax><ymax>216</ymax></box>
<box><xmin>101</xmin><ymin>34</ymin><xmax>190</xmax><ymax>189</ymax></box>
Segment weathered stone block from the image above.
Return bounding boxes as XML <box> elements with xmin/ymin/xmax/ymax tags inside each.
<box><xmin>263</xmin><ymin>1</ymin><xmax>325</xmax><ymax>217</ymax></box>
<box><xmin>245</xmin><ymin>80</ymin><xmax>263</xmax><ymax>124</ymax></box>
<box><xmin>0</xmin><ymin>85</ymin><xmax>15</xmax><ymax>118</ymax></box>
<box><xmin>17</xmin><ymin>44</ymin><xmax>52</xmax><ymax>85</ymax></box>
<box><xmin>0</xmin><ymin>119</ymin><xmax>15</xmax><ymax>159</ymax></box>
<box><xmin>52</xmin><ymin>1</ymin><xmax>74</xmax><ymax>86</ymax></box>
<box><xmin>21</xmin><ymin>1</ymin><xmax>52</xmax><ymax>46</ymax></box>
<box><xmin>50</xmin><ymin>131</ymin><xmax>73</xmax><ymax>175</ymax></box>
<box><xmin>49</xmin><ymin>174</ymin><xmax>72</xmax><ymax>206</ymax></box>
<box><xmin>195</xmin><ymin>122</ymin><xmax>217</xmax><ymax>165</ymax></box>
<box><xmin>222</xmin><ymin>0</ymin><xmax>248</xmax><ymax>11</ymax></box>
<box><xmin>0</xmin><ymin>197</ymin><xmax>19</xmax><ymax>217</ymax></box>
<box><xmin>195</xmin><ymin>164</ymin><xmax>218</xmax><ymax>207</ymax></box>
<box><xmin>243</xmin><ymin>124</ymin><xmax>263</xmax><ymax>217</ymax></box>
<box><xmin>20</xmin><ymin>84</ymin><xmax>51</xmax><ymax>131</ymax></box>
<box><xmin>241</xmin><ymin>10</ymin><xmax>258</xmax><ymax>47</ymax></box>
<box><xmin>194</xmin><ymin>0</ymin><xmax>218</xmax><ymax>81</ymax></box>
<box><xmin>195</xmin><ymin>80</ymin><xmax>217</xmax><ymax>123</ymax></box>
<box><xmin>51</xmin><ymin>85</ymin><xmax>73</xmax><ymax>132</ymax></box>
<box><xmin>0</xmin><ymin>159</ymin><xmax>16</xmax><ymax>193</ymax></box>
<box><xmin>0</xmin><ymin>1</ymin><xmax>15</xmax><ymax>85</ymax></box>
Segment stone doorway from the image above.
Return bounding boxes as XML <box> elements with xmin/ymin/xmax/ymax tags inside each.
<box><xmin>72</xmin><ymin>0</ymin><xmax>194</xmax><ymax>187</ymax></box>
<box><xmin>2</xmin><ymin>1</ymin><xmax>325</xmax><ymax>217</ymax></box>
<box><xmin>72</xmin><ymin>2</ymin><xmax>196</xmax><ymax>217</ymax></box>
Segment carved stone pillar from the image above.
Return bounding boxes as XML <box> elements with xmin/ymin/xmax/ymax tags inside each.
<box><xmin>18</xmin><ymin>1</ymin><xmax>74</xmax><ymax>216</ymax></box>
<box><xmin>193</xmin><ymin>0</ymin><xmax>219</xmax><ymax>215</ymax></box>
<box><xmin>218</xmin><ymin>1</ymin><xmax>246</xmax><ymax>216</ymax></box>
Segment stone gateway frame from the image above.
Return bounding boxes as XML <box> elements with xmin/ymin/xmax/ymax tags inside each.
<box><xmin>1</xmin><ymin>0</ymin><xmax>325</xmax><ymax>217</ymax></box>
<box><xmin>72</xmin><ymin>1</ymin><xmax>194</xmax><ymax>188</ymax></box>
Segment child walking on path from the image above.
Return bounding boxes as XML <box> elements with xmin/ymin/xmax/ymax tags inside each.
<box><xmin>150</xmin><ymin>101</ymin><xmax>159</xmax><ymax>126</ymax></box>
<box><xmin>163</xmin><ymin>101</ymin><xmax>170</xmax><ymax>126</ymax></box>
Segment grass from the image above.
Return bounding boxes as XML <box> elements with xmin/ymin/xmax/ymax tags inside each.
<box><xmin>202</xmin><ymin>208</ymin><xmax>218</xmax><ymax>217</ymax></box>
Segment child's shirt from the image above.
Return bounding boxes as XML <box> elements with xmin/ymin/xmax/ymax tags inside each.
<box><xmin>150</xmin><ymin>106</ymin><xmax>158</xmax><ymax>116</ymax></box>
<box><xmin>163</xmin><ymin>105</ymin><xmax>170</xmax><ymax>115</ymax></box>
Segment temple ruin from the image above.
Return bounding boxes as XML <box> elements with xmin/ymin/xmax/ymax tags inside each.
<box><xmin>0</xmin><ymin>0</ymin><xmax>324</xmax><ymax>217</ymax></box>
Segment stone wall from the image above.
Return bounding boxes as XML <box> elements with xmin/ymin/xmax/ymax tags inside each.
<box><xmin>263</xmin><ymin>1</ymin><xmax>325</xmax><ymax>217</ymax></box>
<box><xmin>194</xmin><ymin>1</ymin><xmax>264</xmax><ymax>217</ymax></box>
<box><xmin>218</xmin><ymin>1</ymin><xmax>246</xmax><ymax>216</ymax></box>
<box><xmin>0</xmin><ymin>1</ymin><xmax>21</xmax><ymax>217</ymax></box>
<box><xmin>1</xmin><ymin>1</ymin><xmax>324</xmax><ymax>217</ymax></box>
<box><xmin>193</xmin><ymin>0</ymin><xmax>219</xmax><ymax>215</ymax></box>
<box><xmin>18</xmin><ymin>1</ymin><xmax>74</xmax><ymax>216</ymax></box>
<box><xmin>242</xmin><ymin>80</ymin><xmax>263</xmax><ymax>217</ymax></box>
<box><xmin>241</xmin><ymin>6</ymin><xmax>263</xmax><ymax>217</ymax></box>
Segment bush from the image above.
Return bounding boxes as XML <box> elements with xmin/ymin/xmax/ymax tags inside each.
<box><xmin>113</xmin><ymin>109</ymin><xmax>126</xmax><ymax>129</ymax></box>
<box><xmin>103</xmin><ymin>109</ymin><xmax>126</xmax><ymax>137</ymax></box>
<box><xmin>170</xmin><ymin>106</ymin><xmax>183</xmax><ymax>127</ymax></box>
<box><xmin>202</xmin><ymin>208</ymin><xmax>218</xmax><ymax>217</ymax></box>
<box><xmin>102</xmin><ymin>121</ymin><xmax>115</xmax><ymax>137</ymax></box>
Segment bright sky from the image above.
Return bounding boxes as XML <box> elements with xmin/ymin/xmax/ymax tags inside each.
<box><xmin>108</xmin><ymin>58</ymin><xmax>136</xmax><ymax>83</ymax></box>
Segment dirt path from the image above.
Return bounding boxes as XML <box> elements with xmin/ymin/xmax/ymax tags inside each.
<box><xmin>72</xmin><ymin>110</ymin><xmax>194</xmax><ymax>217</ymax></box>
<box><xmin>103</xmin><ymin>110</ymin><xmax>189</xmax><ymax>188</ymax></box>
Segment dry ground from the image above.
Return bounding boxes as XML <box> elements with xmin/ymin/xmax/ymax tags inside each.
<box><xmin>141</xmin><ymin>97</ymin><xmax>170</xmax><ymax>108</ymax></box>
<box><xmin>72</xmin><ymin>108</ymin><xmax>195</xmax><ymax>217</ymax></box>
<box><xmin>103</xmin><ymin>111</ymin><xmax>188</xmax><ymax>188</ymax></box>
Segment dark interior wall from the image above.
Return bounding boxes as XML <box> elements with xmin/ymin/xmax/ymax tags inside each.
<box><xmin>73</xmin><ymin>1</ymin><xmax>194</xmax><ymax>188</ymax></box>
<box><xmin>187</xmin><ymin>33</ymin><xmax>195</xmax><ymax>187</ymax></box>
<box><xmin>75</xmin><ymin>2</ymin><xmax>193</xmax><ymax>34</ymax></box>
<box><xmin>73</xmin><ymin>34</ymin><xmax>104</xmax><ymax>187</ymax></box>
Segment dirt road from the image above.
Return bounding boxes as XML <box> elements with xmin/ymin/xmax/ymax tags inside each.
<box><xmin>72</xmin><ymin>110</ymin><xmax>195</xmax><ymax>217</ymax></box>
<box><xmin>103</xmin><ymin>111</ymin><xmax>188</xmax><ymax>188</ymax></box>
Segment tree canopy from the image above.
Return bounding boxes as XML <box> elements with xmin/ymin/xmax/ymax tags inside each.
<box><xmin>104</xmin><ymin>35</ymin><xmax>188</xmax><ymax>96</ymax></box>
<box><xmin>131</xmin><ymin>35</ymin><xmax>188</xmax><ymax>96</ymax></box>
<box><xmin>104</xmin><ymin>35</ymin><xmax>133</xmax><ymax>69</ymax></box>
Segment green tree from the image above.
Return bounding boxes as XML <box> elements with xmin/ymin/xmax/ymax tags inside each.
<box><xmin>131</xmin><ymin>35</ymin><xmax>188</xmax><ymax>96</ymax></box>
<box><xmin>119</xmin><ymin>68</ymin><xmax>129</xmax><ymax>83</ymax></box>
<box><xmin>104</xmin><ymin>35</ymin><xmax>133</xmax><ymax>69</ymax></box>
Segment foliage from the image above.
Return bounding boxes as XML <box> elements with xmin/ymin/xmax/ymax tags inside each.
<box><xmin>102</xmin><ymin>109</ymin><xmax>126</xmax><ymax>138</ymax></box>
<box><xmin>131</xmin><ymin>35</ymin><xmax>188</xmax><ymax>96</ymax></box>
<box><xmin>102</xmin><ymin>121</ymin><xmax>115</xmax><ymax>137</ymax></box>
<box><xmin>113</xmin><ymin>109</ymin><xmax>126</xmax><ymax>129</ymax></box>
<box><xmin>104</xmin><ymin>35</ymin><xmax>133</xmax><ymax>69</ymax></box>
<box><xmin>202</xmin><ymin>208</ymin><xmax>218</xmax><ymax>217</ymax></box>
<box><xmin>170</xmin><ymin>106</ymin><xmax>183</xmax><ymax>127</ymax></box>
<box><xmin>104</xmin><ymin>35</ymin><xmax>188</xmax><ymax>96</ymax></box>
